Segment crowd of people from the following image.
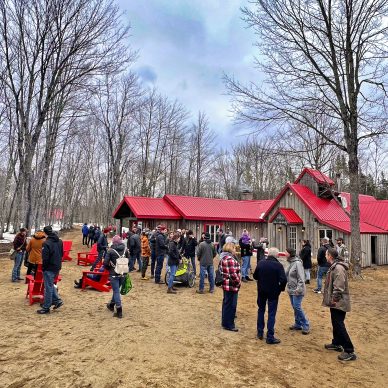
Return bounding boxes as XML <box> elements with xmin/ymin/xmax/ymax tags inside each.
<box><xmin>9</xmin><ymin>223</ymin><xmax>356</xmax><ymax>362</ymax></box>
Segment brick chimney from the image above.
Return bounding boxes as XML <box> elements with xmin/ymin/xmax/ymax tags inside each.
<box><xmin>240</xmin><ymin>190</ymin><xmax>253</xmax><ymax>201</ymax></box>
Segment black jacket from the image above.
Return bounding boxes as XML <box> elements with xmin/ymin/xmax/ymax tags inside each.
<box><xmin>218</xmin><ymin>234</ymin><xmax>226</xmax><ymax>252</ymax></box>
<box><xmin>253</xmin><ymin>256</ymin><xmax>287</xmax><ymax>299</ymax></box>
<box><xmin>129</xmin><ymin>233</ymin><xmax>141</xmax><ymax>256</ymax></box>
<box><xmin>317</xmin><ymin>244</ymin><xmax>331</xmax><ymax>267</ymax></box>
<box><xmin>183</xmin><ymin>236</ymin><xmax>197</xmax><ymax>257</ymax></box>
<box><xmin>253</xmin><ymin>242</ymin><xmax>266</xmax><ymax>261</ymax></box>
<box><xmin>97</xmin><ymin>234</ymin><xmax>108</xmax><ymax>252</ymax></box>
<box><xmin>149</xmin><ymin>232</ymin><xmax>156</xmax><ymax>253</ymax></box>
<box><xmin>168</xmin><ymin>240</ymin><xmax>181</xmax><ymax>266</ymax></box>
<box><xmin>42</xmin><ymin>233</ymin><xmax>63</xmax><ymax>273</ymax></box>
<box><xmin>299</xmin><ymin>244</ymin><xmax>312</xmax><ymax>269</ymax></box>
<box><xmin>155</xmin><ymin>231</ymin><xmax>168</xmax><ymax>256</ymax></box>
<box><xmin>103</xmin><ymin>243</ymin><xmax>128</xmax><ymax>276</ymax></box>
<box><xmin>239</xmin><ymin>239</ymin><xmax>252</xmax><ymax>257</ymax></box>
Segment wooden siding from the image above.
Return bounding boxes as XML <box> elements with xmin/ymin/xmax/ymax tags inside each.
<box><xmin>298</xmin><ymin>174</ymin><xmax>319</xmax><ymax>195</ymax></box>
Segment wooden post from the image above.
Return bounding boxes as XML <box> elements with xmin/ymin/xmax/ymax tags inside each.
<box><xmin>120</xmin><ymin>218</ymin><xmax>123</xmax><ymax>237</ymax></box>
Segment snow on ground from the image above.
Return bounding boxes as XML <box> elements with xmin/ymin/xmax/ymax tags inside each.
<box><xmin>1</xmin><ymin>223</ymin><xmax>62</xmax><ymax>243</ymax></box>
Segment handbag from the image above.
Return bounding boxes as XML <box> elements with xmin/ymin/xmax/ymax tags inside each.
<box><xmin>215</xmin><ymin>265</ymin><xmax>224</xmax><ymax>287</ymax></box>
<box><xmin>9</xmin><ymin>249</ymin><xmax>17</xmax><ymax>260</ymax></box>
<box><xmin>120</xmin><ymin>273</ymin><xmax>133</xmax><ymax>295</ymax></box>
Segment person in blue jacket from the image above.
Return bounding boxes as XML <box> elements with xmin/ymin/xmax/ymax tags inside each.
<box><xmin>82</xmin><ymin>223</ymin><xmax>89</xmax><ymax>245</ymax></box>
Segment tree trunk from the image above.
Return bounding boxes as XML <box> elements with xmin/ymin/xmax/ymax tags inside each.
<box><xmin>348</xmin><ymin>148</ymin><xmax>362</xmax><ymax>277</ymax></box>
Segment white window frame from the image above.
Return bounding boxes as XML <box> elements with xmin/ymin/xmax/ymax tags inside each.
<box><xmin>289</xmin><ymin>226</ymin><xmax>297</xmax><ymax>250</ymax></box>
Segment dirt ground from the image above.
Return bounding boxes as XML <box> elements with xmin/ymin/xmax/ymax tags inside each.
<box><xmin>1</xmin><ymin>228</ymin><xmax>388</xmax><ymax>388</ymax></box>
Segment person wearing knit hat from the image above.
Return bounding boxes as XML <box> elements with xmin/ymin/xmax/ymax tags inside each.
<box><xmin>285</xmin><ymin>247</ymin><xmax>309</xmax><ymax>334</ymax></box>
<box><xmin>103</xmin><ymin>234</ymin><xmax>128</xmax><ymax>319</ymax></box>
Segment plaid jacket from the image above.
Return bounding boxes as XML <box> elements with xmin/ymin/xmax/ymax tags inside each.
<box><xmin>219</xmin><ymin>252</ymin><xmax>241</xmax><ymax>292</ymax></box>
<box><xmin>141</xmin><ymin>235</ymin><xmax>151</xmax><ymax>257</ymax></box>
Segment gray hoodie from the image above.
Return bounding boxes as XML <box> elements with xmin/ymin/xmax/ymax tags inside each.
<box><xmin>285</xmin><ymin>256</ymin><xmax>306</xmax><ymax>296</ymax></box>
<box><xmin>197</xmin><ymin>238</ymin><xmax>216</xmax><ymax>266</ymax></box>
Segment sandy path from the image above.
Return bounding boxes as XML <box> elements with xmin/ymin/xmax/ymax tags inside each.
<box><xmin>1</xmin><ymin>228</ymin><xmax>387</xmax><ymax>388</ymax></box>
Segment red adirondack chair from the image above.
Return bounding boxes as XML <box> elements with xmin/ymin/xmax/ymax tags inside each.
<box><xmin>77</xmin><ymin>244</ymin><xmax>98</xmax><ymax>266</ymax></box>
<box><xmin>62</xmin><ymin>240</ymin><xmax>73</xmax><ymax>262</ymax></box>
<box><xmin>81</xmin><ymin>269</ymin><xmax>111</xmax><ymax>292</ymax></box>
<box><xmin>25</xmin><ymin>265</ymin><xmax>62</xmax><ymax>305</ymax></box>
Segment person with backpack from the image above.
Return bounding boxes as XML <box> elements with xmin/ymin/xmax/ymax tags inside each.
<box><xmin>82</xmin><ymin>223</ymin><xmax>89</xmax><ymax>245</ymax></box>
<box><xmin>104</xmin><ymin>235</ymin><xmax>129</xmax><ymax>319</ymax></box>
<box><xmin>87</xmin><ymin>225</ymin><xmax>95</xmax><ymax>247</ymax></box>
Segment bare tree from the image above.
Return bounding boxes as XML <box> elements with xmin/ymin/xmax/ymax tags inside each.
<box><xmin>0</xmin><ymin>0</ymin><xmax>132</xmax><ymax>228</ymax></box>
<box><xmin>225</xmin><ymin>0</ymin><xmax>388</xmax><ymax>275</ymax></box>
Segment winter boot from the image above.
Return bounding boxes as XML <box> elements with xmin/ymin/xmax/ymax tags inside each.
<box><xmin>167</xmin><ymin>288</ymin><xmax>177</xmax><ymax>294</ymax></box>
<box><xmin>115</xmin><ymin>306</ymin><xmax>123</xmax><ymax>318</ymax></box>
<box><xmin>107</xmin><ymin>302</ymin><xmax>115</xmax><ymax>312</ymax></box>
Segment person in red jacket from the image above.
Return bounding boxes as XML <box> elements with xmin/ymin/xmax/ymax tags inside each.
<box><xmin>219</xmin><ymin>242</ymin><xmax>241</xmax><ymax>332</ymax></box>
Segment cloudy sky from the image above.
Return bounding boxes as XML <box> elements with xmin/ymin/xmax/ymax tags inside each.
<box><xmin>119</xmin><ymin>0</ymin><xmax>261</xmax><ymax>145</ymax></box>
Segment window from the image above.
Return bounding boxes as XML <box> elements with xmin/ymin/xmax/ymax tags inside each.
<box><xmin>319</xmin><ymin>229</ymin><xmax>333</xmax><ymax>244</ymax></box>
<box><xmin>205</xmin><ymin>224</ymin><xmax>221</xmax><ymax>243</ymax></box>
<box><xmin>289</xmin><ymin>226</ymin><xmax>297</xmax><ymax>250</ymax></box>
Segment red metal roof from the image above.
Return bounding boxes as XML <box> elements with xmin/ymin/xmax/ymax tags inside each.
<box><xmin>164</xmin><ymin>194</ymin><xmax>273</xmax><ymax>222</ymax></box>
<box><xmin>264</xmin><ymin>183</ymin><xmax>386</xmax><ymax>234</ymax></box>
<box><xmin>112</xmin><ymin>196</ymin><xmax>182</xmax><ymax>219</ymax></box>
<box><xmin>339</xmin><ymin>193</ymin><xmax>377</xmax><ymax>211</ymax></box>
<box><xmin>360</xmin><ymin>201</ymin><xmax>388</xmax><ymax>231</ymax></box>
<box><xmin>269</xmin><ymin>208</ymin><xmax>303</xmax><ymax>224</ymax></box>
<box><xmin>294</xmin><ymin>168</ymin><xmax>335</xmax><ymax>186</ymax></box>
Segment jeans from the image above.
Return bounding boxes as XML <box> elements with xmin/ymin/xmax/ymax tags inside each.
<box><xmin>155</xmin><ymin>254</ymin><xmax>165</xmax><ymax>283</ymax></box>
<box><xmin>82</xmin><ymin>235</ymin><xmax>88</xmax><ymax>245</ymax></box>
<box><xmin>42</xmin><ymin>271</ymin><xmax>61</xmax><ymax>310</ymax></box>
<box><xmin>330</xmin><ymin>308</ymin><xmax>354</xmax><ymax>353</ymax></box>
<box><xmin>12</xmin><ymin>251</ymin><xmax>24</xmax><ymax>281</ymax></box>
<box><xmin>241</xmin><ymin>255</ymin><xmax>251</xmax><ymax>278</ymax></box>
<box><xmin>289</xmin><ymin>295</ymin><xmax>309</xmax><ymax>330</ymax></box>
<box><xmin>150</xmin><ymin>251</ymin><xmax>156</xmax><ymax>277</ymax></box>
<box><xmin>316</xmin><ymin>266</ymin><xmax>328</xmax><ymax>290</ymax></box>
<box><xmin>110</xmin><ymin>276</ymin><xmax>125</xmax><ymax>308</ymax></box>
<box><xmin>141</xmin><ymin>256</ymin><xmax>149</xmax><ymax>277</ymax></box>
<box><xmin>188</xmin><ymin>255</ymin><xmax>196</xmax><ymax>275</ymax></box>
<box><xmin>168</xmin><ymin>265</ymin><xmax>177</xmax><ymax>288</ymax></box>
<box><xmin>304</xmin><ymin>268</ymin><xmax>311</xmax><ymax>281</ymax></box>
<box><xmin>129</xmin><ymin>253</ymin><xmax>140</xmax><ymax>271</ymax></box>
<box><xmin>199</xmin><ymin>265</ymin><xmax>215</xmax><ymax>291</ymax></box>
<box><xmin>257</xmin><ymin>292</ymin><xmax>279</xmax><ymax>340</ymax></box>
<box><xmin>222</xmin><ymin>290</ymin><xmax>238</xmax><ymax>329</ymax></box>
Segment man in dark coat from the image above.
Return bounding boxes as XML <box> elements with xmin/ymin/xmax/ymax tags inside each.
<box><xmin>253</xmin><ymin>247</ymin><xmax>287</xmax><ymax>344</ymax></box>
<box><xmin>314</xmin><ymin>238</ymin><xmax>331</xmax><ymax>293</ymax></box>
<box><xmin>87</xmin><ymin>225</ymin><xmax>95</xmax><ymax>247</ymax></box>
<box><xmin>37</xmin><ymin>226</ymin><xmax>64</xmax><ymax>314</ymax></box>
<box><xmin>91</xmin><ymin>228</ymin><xmax>109</xmax><ymax>270</ymax></box>
<box><xmin>154</xmin><ymin>225</ymin><xmax>168</xmax><ymax>284</ymax></box>
<box><xmin>182</xmin><ymin>230</ymin><xmax>198</xmax><ymax>276</ymax></box>
<box><xmin>217</xmin><ymin>229</ymin><xmax>226</xmax><ymax>254</ymax></box>
<box><xmin>128</xmin><ymin>226</ymin><xmax>141</xmax><ymax>272</ymax></box>
<box><xmin>82</xmin><ymin>223</ymin><xmax>89</xmax><ymax>245</ymax></box>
